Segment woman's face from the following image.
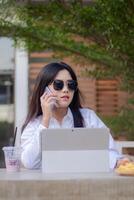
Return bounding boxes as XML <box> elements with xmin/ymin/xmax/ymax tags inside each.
<box><xmin>49</xmin><ymin>69</ymin><xmax>75</xmax><ymax>109</ymax></box>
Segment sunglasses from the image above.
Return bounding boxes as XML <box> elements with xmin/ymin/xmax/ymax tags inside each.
<box><xmin>52</xmin><ymin>80</ymin><xmax>77</xmax><ymax>91</ymax></box>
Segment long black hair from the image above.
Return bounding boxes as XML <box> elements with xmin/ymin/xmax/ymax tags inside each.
<box><xmin>22</xmin><ymin>62</ymin><xmax>84</xmax><ymax>132</ymax></box>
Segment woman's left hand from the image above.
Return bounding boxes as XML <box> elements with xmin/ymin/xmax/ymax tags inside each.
<box><xmin>116</xmin><ymin>157</ymin><xmax>131</xmax><ymax>168</ymax></box>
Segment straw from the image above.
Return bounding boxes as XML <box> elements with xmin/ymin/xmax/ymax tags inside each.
<box><xmin>12</xmin><ymin>127</ymin><xmax>17</xmax><ymax>146</ymax></box>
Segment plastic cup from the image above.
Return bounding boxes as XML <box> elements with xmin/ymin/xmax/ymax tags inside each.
<box><xmin>2</xmin><ymin>146</ymin><xmax>21</xmax><ymax>172</ymax></box>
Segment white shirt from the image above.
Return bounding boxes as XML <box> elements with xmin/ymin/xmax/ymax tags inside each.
<box><xmin>21</xmin><ymin>108</ymin><xmax>122</xmax><ymax>170</ymax></box>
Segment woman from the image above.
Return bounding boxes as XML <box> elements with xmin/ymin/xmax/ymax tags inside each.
<box><xmin>21</xmin><ymin>62</ymin><xmax>128</xmax><ymax>169</ymax></box>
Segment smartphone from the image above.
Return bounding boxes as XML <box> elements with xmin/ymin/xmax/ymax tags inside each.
<box><xmin>44</xmin><ymin>87</ymin><xmax>56</xmax><ymax>108</ymax></box>
<box><xmin>44</xmin><ymin>86</ymin><xmax>52</xmax><ymax>94</ymax></box>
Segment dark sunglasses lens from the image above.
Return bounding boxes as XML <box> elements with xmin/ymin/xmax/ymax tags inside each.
<box><xmin>68</xmin><ymin>80</ymin><xmax>77</xmax><ymax>91</ymax></box>
<box><xmin>53</xmin><ymin>80</ymin><xmax>63</xmax><ymax>90</ymax></box>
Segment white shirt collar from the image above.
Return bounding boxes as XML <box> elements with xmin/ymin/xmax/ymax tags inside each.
<box><xmin>49</xmin><ymin>107</ymin><xmax>74</xmax><ymax>128</ymax></box>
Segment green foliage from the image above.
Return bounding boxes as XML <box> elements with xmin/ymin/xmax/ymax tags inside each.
<box><xmin>0</xmin><ymin>121</ymin><xmax>14</xmax><ymax>141</ymax></box>
<box><xmin>102</xmin><ymin>108</ymin><xmax>134</xmax><ymax>141</ymax></box>
<box><xmin>0</xmin><ymin>0</ymin><xmax>134</xmax><ymax>92</ymax></box>
<box><xmin>89</xmin><ymin>0</ymin><xmax>134</xmax><ymax>92</ymax></box>
<box><xmin>0</xmin><ymin>121</ymin><xmax>13</xmax><ymax>167</ymax></box>
<box><xmin>102</xmin><ymin>96</ymin><xmax>134</xmax><ymax>140</ymax></box>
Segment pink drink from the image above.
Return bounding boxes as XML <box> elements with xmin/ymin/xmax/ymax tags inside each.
<box><xmin>2</xmin><ymin>146</ymin><xmax>21</xmax><ymax>172</ymax></box>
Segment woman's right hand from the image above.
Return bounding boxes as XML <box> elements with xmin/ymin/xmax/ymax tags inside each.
<box><xmin>40</xmin><ymin>92</ymin><xmax>57</xmax><ymax>127</ymax></box>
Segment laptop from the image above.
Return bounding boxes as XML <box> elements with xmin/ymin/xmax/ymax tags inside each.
<box><xmin>40</xmin><ymin>128</ymin><xmax>110</xmax><ymax>173</ymax></box>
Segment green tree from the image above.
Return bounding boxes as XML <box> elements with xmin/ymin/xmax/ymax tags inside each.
<box><xmin>0</xmin><ymin>0</ymin><xmax>134</xmax><ymax>92</ymax></box>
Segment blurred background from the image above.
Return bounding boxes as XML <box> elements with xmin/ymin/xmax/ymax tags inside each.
<box><xmin>0</xmin><ymin>0</ymin><xmax>134</xmax><ymax>167</ymax></box>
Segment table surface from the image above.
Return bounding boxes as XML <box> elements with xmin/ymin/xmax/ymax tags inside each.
<box><xmin>0</xmin><ymin>169</ymin><xmax>134</xmax><ymax>200</ymax></box>
<box><xmin>0</xmin><ymin>168</ymin><xmax>132</xmax><ymax>180</ymax></box>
